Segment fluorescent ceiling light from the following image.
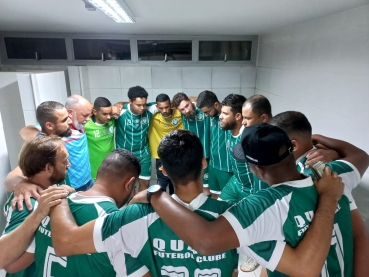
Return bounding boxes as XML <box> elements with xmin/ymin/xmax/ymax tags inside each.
<box><xmin>86</xmin><ymin>0</ymin><xmax>135</xmax><ymax>23</ymax></box>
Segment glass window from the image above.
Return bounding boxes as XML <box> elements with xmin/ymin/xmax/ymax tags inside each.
<box><xmin>4</xmin><ymin>37</ymin><xmax>67</xmax><ymax>60</ymax></box>
<box><xmin>73</xmin><ymin>39</ymin><xmax>131</xmax><ymax>60</ymax></box>
<box><xmin>137</xmin><ymin>40</ymin><xmax>192</xmax><ymax>61</ymax></box>
<box><xmin>199</xmin><ymin>41</ymin><xmax>252</xmax><ymax>61</ymax></box>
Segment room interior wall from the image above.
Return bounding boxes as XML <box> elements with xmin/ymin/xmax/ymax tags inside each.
<box><xmin>255</xmin><ymin>4</ymin><xmax>369</xmax><ymax>229</ymax></box>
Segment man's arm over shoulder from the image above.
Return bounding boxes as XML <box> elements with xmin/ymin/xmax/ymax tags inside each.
<box><xmin>5</xmin><ymin>166</ymin><xmax>25</xmax><ymax>192</ymax></box>
<box><xmin>50</xmin><ymin>199</ymin><xmax>97</xmax><ymax>256</ymax></box>
<box><xmin>0</xmin><ymin>186</ymin><xmax>67</xmax><ymax>268</ymax></box>
<box><xmin>310</xmin><ymin>135</ymin><xmax>369</xmax><ymax>177</ymax></box>
<box><xmin>51</xmin><ymin>200</ymin><xmax>149</xmax><ymax>257</ymax></box>
<box><xmin>19</xmin><ymin>125</ymin><xmax>40</xmax><ymax>141</ymax></box>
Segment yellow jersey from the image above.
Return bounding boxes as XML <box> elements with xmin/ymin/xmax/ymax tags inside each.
<box><xmin>148</xmin><ymin>109</ymin><xmax>184</xmax><ymax>159</ymax></box>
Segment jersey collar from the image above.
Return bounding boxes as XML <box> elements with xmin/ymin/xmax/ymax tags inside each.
<box><xmin>171</xmin><ymin>193</ymin><xmax>208</xmax><ymax>211</ymax></box>
<box><xmin>273</xmin><ymin>175</ymin><xmax>313</xmax><ymax>188</ymax></box>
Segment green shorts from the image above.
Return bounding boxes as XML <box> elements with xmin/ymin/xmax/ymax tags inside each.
<box><xmin>132</xmin><ymin>146</ymin><xmax>152</xmax><ymax>180</ymax></box>
<box><xmin>202</xmin><ymin>159</ymin><xmax>210</xmax><ymax>187</ymax></box>
<box><xmin>208</xmin><ymin>165</ymin><xmax>233</xmax><ymax>194</ymax></box>
<box><xmin>219</xmin><ymin>175</ymin><xmax>250</xmax><ymax>203</ymax></box>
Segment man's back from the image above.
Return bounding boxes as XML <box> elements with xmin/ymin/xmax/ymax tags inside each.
<box><xmin>93</xmin><ymin>193</ymin><xmax>238</xmax><ymax>277</ymax></box>
<box><xmin>34</xmin><ymin>193</ymin><xmax>118</xmax><ymax>277</ymax></box>
<box><xmin>225</xmin><ymin>176</ymin><xmax>354</xmax><ymax>276</ymax></box>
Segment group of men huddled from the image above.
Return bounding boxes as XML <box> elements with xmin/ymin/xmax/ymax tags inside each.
<box><xmin>0</xmin><ymin>85</ymin><xmax>369</xmax><ymax>277</ymax></box>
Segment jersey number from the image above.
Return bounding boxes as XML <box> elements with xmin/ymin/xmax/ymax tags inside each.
<box><xmin>44</xmin><ymin>246</ymin><xmax>67</xmax><ymax>277</ymax></box>
<box><xmin>161</xmin><ymin>266</ymin><xmax>221</xmax><ymax>277</ymax></box>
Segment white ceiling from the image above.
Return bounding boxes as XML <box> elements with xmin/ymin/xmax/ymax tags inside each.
<box><xmin>0</xmin><ymin>0</ymin><xmax>368</xmax><ymax>36</ymax></box>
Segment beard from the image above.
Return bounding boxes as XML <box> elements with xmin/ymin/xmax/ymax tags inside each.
<box><xmin>183</xmin><ymin>109</ymin><xmax>196</xmax><ymax>119</ymax></box>
<box><xmin>49</xmin><ymin>170</ymin><xmax>67</xmax><ymax>184</ymax></box>
<box><xmin>221</xmin><ymin>120</ymin><xmax>237</xmax><ymax>131</ymax></box>
<box><xmin>57</xmin><ymin>127</ymin><xmax>72</xmax><ymax>138</ymax></box>
<box><xmin>73</xmin><ymin>117</ymin><xmax>86</xmax><ymax>130</ymax></box>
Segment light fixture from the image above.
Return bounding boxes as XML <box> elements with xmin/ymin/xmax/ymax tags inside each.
<box><xmin>85</xmin><ymin>0</ymin><xmax>135</xmax><ymax>23</ymax></box>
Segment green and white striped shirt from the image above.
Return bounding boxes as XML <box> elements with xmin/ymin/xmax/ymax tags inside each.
<box><xmin>93</xmin><ymin>193</ymin><xmax>239</xmax><ymax>277</ymax></box>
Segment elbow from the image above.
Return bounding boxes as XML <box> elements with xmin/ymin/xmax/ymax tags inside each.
<box><xmin>4</xmin><ymin>265</ymin><xmax>18</xmax><ymax>274</ymax></box>
<box><xmin>194</xmin><ymin>237</ymin><xmax>218</xmax><ymax>256</ymax></box>
<box><xmin>52</xmin><ymin>237</ymin><xmax>72</xmax><ymax>257</ymax></box>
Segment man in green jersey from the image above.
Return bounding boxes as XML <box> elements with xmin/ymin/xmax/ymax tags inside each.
<box><xmin>1</xmin><ymin>136</ymin><xmax>70</xmax><ymax>277</ymax></box>
<box><xmin>129</xmin><ymin>123</ymin><xmax>365</xmax><ymax>277</ymax></box>
<box><xmin>172</xmin><ymin>92</ymin><xmax>211</xmax><ymax>193</ymax></box>
<box><xmin>50</xmin><ymin>128</ymin><xmax>350</xmax><ymax>277</ymax></box>
<box><xmin>241</xmin><ymin>95</ymin><xmax>273</xmax><ymax>193</ymax></box>
<box><xmin>9</xmin><ymin>149</ymin><xmax>150</xmax><ymax>277</ymax></box>
<box><xmin>50</xmin><ymin>130</ymin><xmax>239</xmax><ymax>277</ymax></box>
<box><xmin>115</xmin><ymin>86</ymin><xmax>157</xmax><ymax>192</ymax></box>
<box><xmin>85</xmin><ymin>97</ymin><xmax>115</xmax><ymax>181</ymax></box>
<box><xmin>197</xmin><ymin>90</ymin><xmax>233</xmax><ymax>198</ymax></box>
<box><xmin>218</xmin><ymin>94</ymin><xmax>253</xmax><ymax>203</ymax></box>
<box><xmin>269</xmin><ymin>111</ymin><xmax>369</xmax><ymax>277</ymax></box>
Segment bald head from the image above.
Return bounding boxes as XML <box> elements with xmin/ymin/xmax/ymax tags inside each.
<box><xmin>65</xmin><ymin>95</ymin><xmax>92</xmax><ymax>130</ymax></box>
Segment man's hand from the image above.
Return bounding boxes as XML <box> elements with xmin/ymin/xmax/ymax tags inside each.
<box><xmin>314</xmin><ymin>166</ymin><xmax>343</xmax><ymax>202</ymax></box>
<box><xmin>11</xmin><ymin>180</ymin><xmax>43</xmax><ymax>211</ymax></box>
<box><xmin>34</xmin><ymin>186</ymin><xmax>69</xmax><ymax>220</ymax></box>
<box><xmin>59</xmin><ymin>185</ymin><xmax>76</xmax><ymax>194</ymax></box>
<box><xmin>129</xmin><ymin>189</ymin><xmax>148</xmax><ymax>205</ymax></box>
<box><xmin>306</xmin><ymin>149</ymin><xmax>340</xmax><ymax>167</ymax></box>
<box><xmin>111</xmin><ymin>103</ymin><xmax>123</xmax><ymax>119</ymax></box>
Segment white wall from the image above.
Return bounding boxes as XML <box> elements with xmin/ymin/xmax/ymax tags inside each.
<box><xmin>0</xmin><ymin>73</ymin><xmax>26</xmax><ymax>169</ymax></box>
<box><xmin>68</xmin><ymin>66</ymin><xmax>257</xmax><ymax>103</ymax></box>
<box><xmin>0</xmin><ymin>111</ymin><xmax>11</xmax><ymax>232</ymax></box>
<box><xmin>256</xmin><ymin>4</ymin><xmax>369</xmax><ymax>229</ymax></box>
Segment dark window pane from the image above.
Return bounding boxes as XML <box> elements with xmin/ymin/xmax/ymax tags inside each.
<box><xmin>4</xmin><ymin>37</ymin><xmax>67</xmax><ymax>60</ymax></box>
<box><xmin>138</xmin><ymin>40</ymin><xmax>192</xmax><ymax>61</ymax></box>
<box><xmin>73</xmin><ymin>39</ymin><xmax>131</xmax><ymax>60</ymax></box>
<box><xmin>199</xmin><ymin>41</ymin><xmax>252</xmax><ymax>61</ymax></box>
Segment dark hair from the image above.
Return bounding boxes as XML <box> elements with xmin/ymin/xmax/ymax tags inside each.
<box><xmin>221</xmin><ymin>94</ymin><xmax>247</xmax><ymax>114</ymax></box>
<box><xmin>93</xmin><ymin>97</ymin><xmax>111</xmax><ymax>111</ymax></box>
<box><xmin>127</xmin><ymin>86</ymin><xmax>148</xmax><ymax>101</ymax></box>
<box><xmin>172</xmin><ymin>93</ymin><xmax>190</xmax><ymax>108</ymax></box>
<box><xmin>156</xmin><ymin>94</ymin><xmax>170</xmax><ymax>103</ymax></box>
<box><xmin>97</xmin><ymin>149</ymin><xmax>141</xmax><ymax>181</ymax></box>
<box><xmin>197</xmin><ymin>90</ymin><xmax>219</xmax><ymax>109</ymax></box>
<box><xmin>36</xmin><ymin>101</ymin><xmax>65</xmax><ymax>129</ymax></box>
<box><xmin>269</xmin><ymin>111</ymin><xmax>312</xmax><ymax>137</ymax></box>
<box><xmin>158</xmin><ymin>130</ymin><xmax>203</xmax><ymax>185</ymax></box>
<box><xmin>19</xmin><ymin>136</ymin><xmax>64</xmax><ymax>177</ymax></box>
<box><xmin>244</xmin><ymin>95</ymin><xmax>272</xmax><ymax>118</ymax></box>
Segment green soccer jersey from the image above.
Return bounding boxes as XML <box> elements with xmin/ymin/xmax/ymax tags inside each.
<box><xmin>181</xmin><ymin>108</ymin><xmax>210</xmax><ymax>159</ymax></box>
<box><xmin>85</xmin><ymin>118</ymin><xmax>116</xmax><ymax>180</ymax></box>
<box><xmin>33</xmin><ymin>193</ymin><xmax>147</xmax><ymax>277</ymax></box>
<box><xmin>115</xmin><ymin>103</ymin><xmax>157</xmax><ymax>152</ymax></box>
<box><xmin>209</xmin><ymin>115</ymin><xmax>232</xmax><ymax>172</ymax></box>
<box><xmin>223</xmin><ymin>160</ymin><xmax>360</xmax><ymax>276</ymax></box>
<box><xmin>94</xmin><ymin>193</ymin><xmax>239</xmax><ymax>277</ymax></box>
<box><xmin>2</xmin><ymin>194</ymin><xmax>36</xmax><ymax>277</ymax></box>
<box><xmin>226</xmin><ymin>127</ymin><xmax>253</xmax><ymax>197</ymax></box>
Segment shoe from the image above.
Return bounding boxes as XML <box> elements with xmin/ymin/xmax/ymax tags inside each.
<box><xmin>240</xmin><ymin>257</ymin><xmax>259</xmax><ymax>272</ymax></box>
